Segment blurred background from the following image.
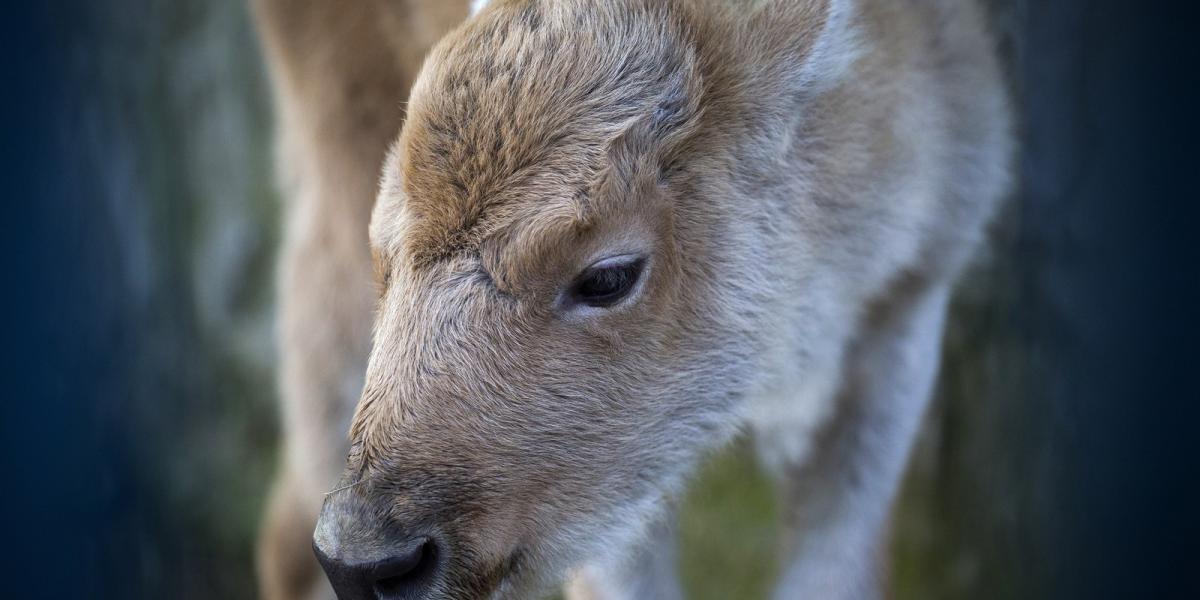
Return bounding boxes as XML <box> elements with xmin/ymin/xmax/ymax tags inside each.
<box><xmin>3</xmin><ymin>1</ymin><xmax>1197</xmax><ymax>599</ymax></box>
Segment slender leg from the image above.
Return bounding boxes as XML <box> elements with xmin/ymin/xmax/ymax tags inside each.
<box><xmin>250</xmin><ymin>2</ymin><xmax>469</xmax><ymax>598</ymax></box>
<box><xmin>770</xmin><ymin>281</ymin><xmax>952</xmax><ymax>600</ymax></box>
<box><xmin>565</xmin><ymin>511</ymin><xmax>685</xmax><ymax>600</ymax></box>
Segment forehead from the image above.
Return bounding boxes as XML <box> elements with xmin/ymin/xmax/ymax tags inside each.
<box><xmin>377</xmin><ymin>0</ymin><xmax>694</xmax><ymax>266</ymax></box>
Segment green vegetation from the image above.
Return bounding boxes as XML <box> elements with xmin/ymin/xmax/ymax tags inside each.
<box><xmin>678</xmin><ymin>442</ymin><xmax>781</xmax><ymax>600</ymax></box>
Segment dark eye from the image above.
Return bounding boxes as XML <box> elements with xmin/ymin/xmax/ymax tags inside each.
<box><xmin>568</xmin><ymin>256</ymin><xmax>646</xmax><ymax>308</ymax></box>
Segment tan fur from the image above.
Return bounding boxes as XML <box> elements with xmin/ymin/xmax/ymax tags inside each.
<box><xmin>251</xmin><ymin>2</ymin><xmax>470</xmax><ymax>599</ymax></box>
<box><xmin>258</xmin><ymin>0</ymin><xmax>1011</xmax><ymax>598</ymax></box>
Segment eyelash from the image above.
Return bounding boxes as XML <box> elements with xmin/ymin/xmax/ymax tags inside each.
<box><xmin>566</xmin><ymin>257</ymin><xmax>647</xmax><ymax>308</ymax></box>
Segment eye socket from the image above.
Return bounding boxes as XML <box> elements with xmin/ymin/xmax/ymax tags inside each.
<box><xmin>567</xmin><ymin>256</ymin><xmax>647</xmax><ymax>308</ymax></box>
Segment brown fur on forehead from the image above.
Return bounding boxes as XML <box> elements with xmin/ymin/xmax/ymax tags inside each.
<box><xmin>395</xmin><ymin>0</ymin><xmax>706</xmax><ymax>266</ymax></box>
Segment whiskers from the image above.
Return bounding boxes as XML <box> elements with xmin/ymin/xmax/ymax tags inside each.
<box><xmin>324</xmin><ymin>478</ymin><xmax>369</xmax><ymax>497</ymax></box>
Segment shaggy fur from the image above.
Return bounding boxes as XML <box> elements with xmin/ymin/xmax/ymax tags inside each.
<box><xmin>257</xmin><ymin>0</ymin><xmax>1011</xmax><ymax>598</ymax></box>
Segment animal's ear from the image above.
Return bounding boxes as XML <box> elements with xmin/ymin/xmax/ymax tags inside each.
<box><xmin>748</xmin><ymin>0</ymin><xmax>861</xmax><ymax>99</ymax></box>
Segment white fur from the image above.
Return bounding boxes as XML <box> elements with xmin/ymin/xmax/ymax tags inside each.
<box><xmin>771</xmin><ymin>285</ymin><xmax>952</xmax><ymax>599</ymax></box>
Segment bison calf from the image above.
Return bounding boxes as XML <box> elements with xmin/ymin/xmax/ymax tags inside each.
<box><xmin>255</xmin><ymin>0</ymin><xmax>1011</xmax><ymax>598</ymax></box>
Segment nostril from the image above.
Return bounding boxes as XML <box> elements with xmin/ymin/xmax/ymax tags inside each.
<box><xmin>314</xmin><ymin>536</ymin><xmax>441</xmax><ymax>600</ymax></box>
<box><xmin>371</xmin><ymin>539</ymin><xmax>437</xmax><ymax>598</ymax></box>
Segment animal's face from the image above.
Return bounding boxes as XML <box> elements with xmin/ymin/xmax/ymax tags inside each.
<box><xmin>322</xmin><ymin>197</ymin><xmax>698</xmax><ymax>599</ymax></box>
<box><xmin>312</xmin><ymin>0</ymin><xmax>844</xmax><ymax>597</ymax></box>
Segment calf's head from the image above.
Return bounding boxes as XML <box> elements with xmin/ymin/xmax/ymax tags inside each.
<box><xmin>313</xmin><ymin>1</ymin><xmax>851</xmax><ymax>598</ymax></box>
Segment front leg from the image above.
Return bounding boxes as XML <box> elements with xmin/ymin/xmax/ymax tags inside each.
<box><xmin>768</xmin><ymin>281</ymin><xmax>952</xmax><ymax>600</ymax></box>
<box><xmin>565</xmin><ymin>510</ymin><xmax>684</xmax><ymax>600</ymax></box>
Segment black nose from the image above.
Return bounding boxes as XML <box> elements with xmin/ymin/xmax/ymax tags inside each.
<box><xmin>313</xmin><ymin>537</ymin><xmax>439</xmax><ymax>600</ymax></box>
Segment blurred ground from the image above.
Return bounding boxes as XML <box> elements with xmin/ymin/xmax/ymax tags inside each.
<box><xmin>68</xmin><ymin>1</ymin><xmax>1042</xmax><ymax>598</ymax></box>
